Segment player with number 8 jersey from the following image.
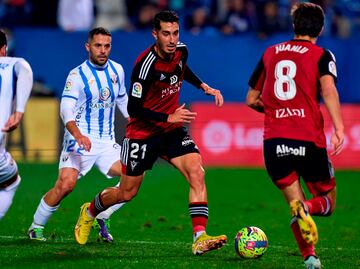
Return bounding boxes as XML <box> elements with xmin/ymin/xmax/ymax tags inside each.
<box><xmin>246</xmin><ymin>3</ymin><xmax>344</xmax><ymax>269</ymax></box>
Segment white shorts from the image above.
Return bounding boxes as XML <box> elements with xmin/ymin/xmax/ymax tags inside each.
<box><xmin>0</xmin><ymin>152</ymin><xmax>18</xmax><ymax>184</ymax></box>
<box><xmin>59</xmin><ymin>135</ymin><xmax>121</xmax><ymax>179</ymax></box>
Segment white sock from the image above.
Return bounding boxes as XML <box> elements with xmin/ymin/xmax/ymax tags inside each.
<box><xmin>96</xmin><ymin>202</ymin><xmax>125</xmax><ymax>220</ymax></box>
<box><xmin>0</xmin><ymin>176</ymin><xmax>21</xmax><ymax>220</ymax></box>
<box><xmin>30</xmin><ymin>197</ymin><xmax>59</xmax><ymax>228</ymax></box>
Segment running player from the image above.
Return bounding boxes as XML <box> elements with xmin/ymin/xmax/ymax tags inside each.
<box><xmin>0</xmin><ymin>29</ymin><xmax>33</xmax><ymax>221</ymax></box>
<box><xmin>74</xmin><ymin>10</ymin><xmax>227</xmax><ymax>255</ymax></box>
<box><xmin>28</xmin><ymin>27</ymin><xmax>128</xmax><ymax>242</ymax></box>
<box><xmin>246</xmin><ymin>3</ymin><xmax>344</xmax><ymax>269</ymax></box>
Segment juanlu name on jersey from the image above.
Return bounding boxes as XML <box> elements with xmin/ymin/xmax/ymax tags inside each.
<box><xmin>275</xmin><ymin>44</ymin><xmax>309</xmax><ymax>54</ymax></box>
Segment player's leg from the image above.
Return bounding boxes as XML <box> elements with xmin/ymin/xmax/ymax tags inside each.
<box><xmin>302</xmin><ymin>147</ymin><xmax>336</xmax><ymax>217</ymax></box>
<box><xmin>0</xmin><ymin>152</ymin><xmax>20</xmax><ymax>220</ymax></box>
<box><xmin>94</xmin><ymin>154</ymin><xmax>126</xmax><ymax>242</ymax></box>
<box><xmin>28</xmin><ymin>167</ymin><xmax>79</xmax><ymax>240</ymax></box>
<box><xmin>264</xmin><ymin>139</ymin><xmax>320</xmax><ymax>268</ymax></box>
<box><xmin>75</xmin><ymin>174</ymin><xmax>144</xmax><ymax>245</ymax></box>
<box><xmin>75</xmin><ymin>137</ymin><xmax>151</xmax><ymax>245</ymax></box>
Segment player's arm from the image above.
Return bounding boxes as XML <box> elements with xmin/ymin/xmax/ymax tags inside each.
<box><xmin>60</xmin><ymin>72</ymin><xmax>91</xmax><ymax>151</ymax></box>
<box><xmin>246</xmin><ymin>88</ymin><xmax>264</xmax><ymax>113</ymax></box>
<box><xmin>184</xmin><ymin>65</ymin><xmax>224</xmax><ymax>107</ymax></box>
<box><xmin>247</xmin><ymin>56</ymin><xmax>265</xmax><ymax>113</ymax></box>
<box><xmin>114</xmin><ymin>66</ymin><xmax>129</xmax><ymax>121</ymax></box>
<box><xmin>319</xmin><ymin>50</ymin><xmax>344</xmax><ymax>156</ymax></box>
<box><xmin>2</xmin><ymin>59</ymin><xmax>33</xmax><ymax>132</ymax></box>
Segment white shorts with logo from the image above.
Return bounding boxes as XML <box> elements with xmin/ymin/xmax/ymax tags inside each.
<box><xmin>59</xmin><ymin>135</ymin><xmax>121</xmax><ymax>179</ymax></box>
<box><xmin>0</xmin><ymin>151</ymin><xmax>18</xmax><ymax>184</ymax></box>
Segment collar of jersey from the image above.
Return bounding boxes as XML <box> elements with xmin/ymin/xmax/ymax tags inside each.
<box><xmin>86</xmin><ymin>60</ymin><xmax>108</xmax><ymax>70</ymax></box>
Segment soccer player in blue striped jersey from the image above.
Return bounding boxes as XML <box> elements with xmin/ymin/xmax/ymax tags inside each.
<box><xmin>0</xmin><ymin>29</ymin><xmax>33</xmax><ymax>221</ymax></box>
<box><xmin>28</xmin><ymin>27</ymin><xmax>129</xmax><ymax>242</ymax></box>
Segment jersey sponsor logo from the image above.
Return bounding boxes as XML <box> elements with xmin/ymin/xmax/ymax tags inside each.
<box><xmin>161</xmin><ymin>81</ymin><xmax>182</xmax><ymax>98</ymax></box>
<box><xmin>170</xmin><ymin>75</ymin><xmax>178</xmax><ymax>85</ymax></box>
<box><xmin>160</xmin><ymin>73</ymin><xmax>166</xmax><ymax>81</ymax></box>
<box><xmin>275</xmin><ymin>44</ymin><xmax>309</xmax><ymax>54</ymax></box>
<box><xmin>275</xmin><ymin>108</ymin><xmax>305</xmax><ymax>118</ymax></box>
<box><xmin>132</xmin><ymin>82</ymin><xmax>142</xmax><ymax>98</ymax></box>
<box><xmin>99</xmin><ymin>87</ymin><xmax>111</xmax><ymax>101</ymax></box>
<box><xmin>276</xmin><ymin>144</ymin><xmax>306</xmax><ymax>157</ymax></box>
<box><xmin>89</xmin><ymin>102</ymin><xmax>115</xmax><ymax>109</ymax></box>
<box><xmin>111</xmin><ymin>74</ymin><xmax>118</xmax><ymax>84</ymax></box>
<box><xmin>328</xmin><ymin>61</ymin><xmax>337</xmax><ymax>77</ymax></box>
<box><xmin>64</xmin><ymin>80</ymin><xmax>72</xmax><ymax>92</ymax></box>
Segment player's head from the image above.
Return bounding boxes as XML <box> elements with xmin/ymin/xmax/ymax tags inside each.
<box><xmin>86</xmin><ymin>27</ymin><xmax>112</xmax><ymax>66</ymax></box>
<box><xmin>0</xmin><ymin>29</ymin><xmax>7</xmax><ymax>56</ymax></box>
<box><xmin>152</xmin><ymin>10</ymin><xmax>179</xmax><ymax>58</ymax></box>
<box><xmin>291</xmin><ymin>2</ymin><xmax>324</xmax><ymax>38</ymax></box>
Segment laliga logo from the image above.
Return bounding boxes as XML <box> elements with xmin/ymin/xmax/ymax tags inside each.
<box><xmin>99</xmin><ymin>87</ymin><xmax>111</xmax><ymax>101</ymax></box>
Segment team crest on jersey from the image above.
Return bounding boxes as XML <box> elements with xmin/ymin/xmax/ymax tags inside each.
<box><xmin>111</xmin><ymin>74</ymin><xmax>118</xmax><ymax>84</ymax></box>
<box><xmin>64</xmin><ymin>80</ymin><xmax>72</xmax><ymax>91</ymax></box>
<box><xmin>99</xmin><ymin>87</ymin><xmax>111</xmax><ymax>101</ymax></box>
<box><xmin>132</xmin><ymin>82</ymin><xmax>142</xmax><ymax>98</ymax></box>
<box><xmin>170</xmin><ymin>75</ymin><xmax>178</xmax><ymax>85</ymax></box>
<box><xmin>329</xmin><ymin>61</ymin><xmax>337</xmax><ymax>77</ymax></box>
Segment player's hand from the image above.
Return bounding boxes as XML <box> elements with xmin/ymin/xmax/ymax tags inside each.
<box><xmin>168</xmin><ymin>103</ymin><xmax>197</xmax><ymax>123</ymax></box>
<box><xmin>74</xmin><ymin>134</ymin><xmax>92</xmax><ymax>152</ymax></box>
<box><xmin>201</xmin><ymin>83</ymin><xmax>224</xmax><ymax>107</ymax></box>
<box><xmin>1</xmin><ymin>112</ymin><xmax>23</xmax><ymax>133</ymax></box>
<box><xmin>330</xmin><ymin>129</ymin><xmax>344</xmax><ymax>156</ymax></box>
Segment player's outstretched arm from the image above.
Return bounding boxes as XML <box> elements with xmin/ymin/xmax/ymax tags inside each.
<box><xmin>200</xmin><ymin>83</ymin><xmax>224</xmax><ymax>107</ymax></box>
<box><xmin>320</xmin><ymin>75</ymin><xmax>344</xmax><ymax>156</ymax></box>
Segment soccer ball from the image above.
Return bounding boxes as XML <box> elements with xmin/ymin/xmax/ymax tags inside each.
<box><xmin>234</xmin><ymin>226</ymin><xmax>268</xmax><ymax>258</ymax></box>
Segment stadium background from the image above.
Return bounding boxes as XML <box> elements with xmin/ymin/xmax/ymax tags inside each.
<box><xmin>4</xmin><ymin>0</ymin><xmax>360</xmax><ymax>169</ymax></box>
<box><xmin>1</xmin><ymin>2</ymin><xmax>360</xmax><ymax>268</ymax></box>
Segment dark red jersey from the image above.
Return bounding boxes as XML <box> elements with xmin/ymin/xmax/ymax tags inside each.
<box><xmin>248</xmin><ymin>39</ymin><xmax>338</xmax><ymax>148</ymax></box>
<box><xmin>126</xmin><ymin>42</ymin><xmax>202</xmax><ymax>139</ymax></box>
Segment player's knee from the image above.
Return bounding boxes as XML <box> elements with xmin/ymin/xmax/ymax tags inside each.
<box><xmin>56</xmin><ymin>176</ymin><xmax>76</xmax><ymax>196</ymax></box>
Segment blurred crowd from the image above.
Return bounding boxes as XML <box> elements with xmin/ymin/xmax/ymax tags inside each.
<box><xmin>0</xmin><ymin>0</ymin><xmax>359</xmax><ymax>39</ymax></box>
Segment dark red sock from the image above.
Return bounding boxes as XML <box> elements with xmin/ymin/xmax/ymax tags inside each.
<box><xmin>305</xmin><ymin>196</ymin><xmax>333</xmax><ymax>216</ymax></box>
<box><xmin>189</xmin><ymin>202</ymin><xmax>208</xmax><ymax>233</ymax></box>
<box><xmin>291</xmin><ymin>219</ymin><xmax>315</xmax><ymax>259</ymax></box>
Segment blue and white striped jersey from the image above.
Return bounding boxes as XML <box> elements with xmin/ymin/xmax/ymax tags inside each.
<box><xmin>0</xmin><ymin>56</ymin><xmax>33</xmax><ymax>154</ymax></box>
<box><xmin>60</xmin><ymin>59</ymin><xmax>128</xmax><ymax>141</ymax></box>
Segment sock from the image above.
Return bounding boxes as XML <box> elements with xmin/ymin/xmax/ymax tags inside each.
<box><xmin>304</xmin><ymin>196</ymin><xmax>333</xmax><ymax>216</ymax></box>
<box><xmin>31</xmin><ymin>196</ymin><xmax>59</xmax><ymax>228</ymax></box>
<box><xmin>89</xmin><ymin>193</ymin><xmax>107</xmax><ymax>217</ymax></box>
<box><xmin>0</xmin><ymin>176</ymin><xmax>21</xmax><ymax>220</ymax></box>
<box><xmin>95</xmin><ymin>182</ymin><xmax>124</xmax><ymax>219</ymax></box>
<box><xmin>290</xmin><ymin>217</ymin><xmax>315</xmax><ymax>259</ymax></box>
<box><xmin>189</xmin><ymin>202</ymin><xmax>208</xmax><ymax>241</ymax></box>
<box><xmin>96</xmin><ymin>202</ymin><xmax>125</xmax><ymax>220</ymax></box>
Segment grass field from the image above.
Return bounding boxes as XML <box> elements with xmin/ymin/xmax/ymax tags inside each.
<box><xmin>0</xmin><ymin>163</ymin><xmax>359</xmax><ymax>269</ymax></box>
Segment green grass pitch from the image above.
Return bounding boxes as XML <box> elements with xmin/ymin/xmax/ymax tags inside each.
<box><xmin>0</xmin><ymin>163</ymin><xmax>359</xmax><ymax>269</ymax></box>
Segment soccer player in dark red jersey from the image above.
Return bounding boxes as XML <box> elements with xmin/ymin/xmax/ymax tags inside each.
<box><xmin>246</xmin><ymin>3</ymin><xmax>344</xmax><ymax>269</ymax></box>
<box><xmin>74</xmin><ymin>10</ymin><xmax>227</xmax><ymax>255</ymax></box>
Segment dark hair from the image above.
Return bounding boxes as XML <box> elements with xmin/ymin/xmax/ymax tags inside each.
<box><xmin>88</xmin><ymin>27</ymin><xmax>111</xmax><ymax>42</ymax></box>
<box><xmin>153</xmin><ymin>10</ymin><xmax>179</xmax><ymax>30</ymax></box>
<box><xmin>291</xmin><ymin>3</ymin><xmax>324</xmax><ymax>38</ymax></box>
<box><xmin>0</xmin><ymin>30</ymin><xmax>7</xmax><ymax>48</ymax></box>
